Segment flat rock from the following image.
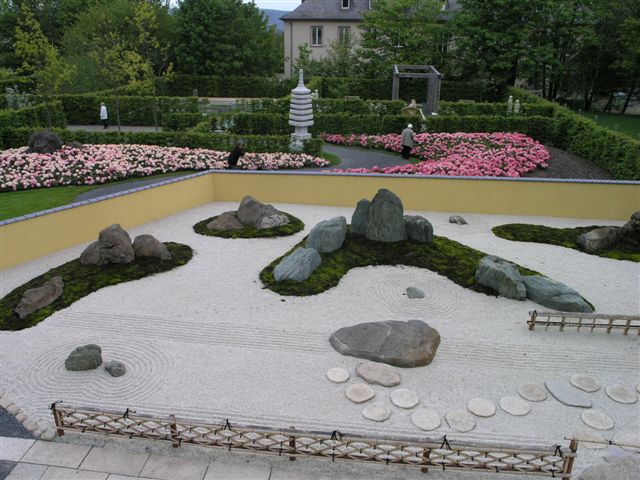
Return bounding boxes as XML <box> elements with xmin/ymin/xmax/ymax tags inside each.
<box><xmin>104</xmin><ymin>360</ymin><xmax>126</xmax><ymax>377</ymax></box>
<box><xmin>522</xmin><ymin>275</ymin><xmax>593</xmax><ymax>313</ymax></box>
<box><xmin>326</xmin><ymin>368</ymin><xmax>350</xmax><ymax>383</ymax></box>
<box><xmin>475</xmin><ymin>255</ymin><xmax>526</xmax><ymax>300</ymax></box>
<box><xmin>365</xmin><ymin>189</ymin><xmax>407</xmax><ymax>242</ymax></box>
<box><xmin>207</xmin><ymin>211</ymin><xmax>244</xmax><ymax>231</ymax></box>
<box><xmin>80</xmin><ymin>224</ymin><xmax>135</xmax><ymax>266</ymax></box>
<box><xmin>356</xmin><ymin>361</ymin><xmax>400</xmax><ymax>387</ymax></box>
<box><xmin>404</xmin><ymin>215</ymin><xmax>434</xmax><ymax>243</ymax></box>
<box><xmin>446</xmin><ymin>410</ymin><xmax>475</xmax><ymax>432</ymax></box>
<box><xmin>449</xmin><ymin>215</ymin><xmax>467</xmax><ymax>225</ymax></box>
<box><xmin>390</xmin><ymin>389</ymin><xmax>419</xmax><ymax>409</ymax></box>
<box><xmin>306</xmin><ymin>216</ymin><xmax>347</xmax><ymax>253</ymax></box>
<box><xmin>15</xmin><ymin>276</ymin><xmax>64</xmax><ymax>319</ymax></box>
<box><xmin>545</xmin><ymin>378</ymin><xmax>592</xmax><ymax>408</ymax></box>
<box><xmin>581</xmin><ymin>409</ymin><xmax>614</xmax><ymax>430</ymax></box>
<box><xmin>605</xmin><ymin>384</ymin><xmax>638</xmax><ymax>404</ymax></box>
<box><xmin>467</xmin><ymin>398</ymin><xmax>496</xmax><ymax>417</ymax></box>
<box><xmin>362</xmin><ymin>403</ymin><xmax>391</xmax><ymax>422</ymax></box>
<box><xmin>406</xmin><ymin>287</ymin><xmax>425</xmax><ymax>299</ymax></box>
<box><xmin>329</xmin><ymin>320</ymin><xmax>441</xmax><ymax>368</ymax></box>
<box><xmin>570</xmin><ymin>374</ymin><xmax>600</xmax><ymax>393</ymax></box>
<box><xmin>577</xmin><ymin>227</ymin><xmax>620</xmax><ymax>253</ymax></box>
<box><xmin>346</xmin><ymin>383</ymin><xmax>375</xmax><ymax>404</ymax></box>
<box><xmin>411</xmin><ymin>408</ymin><xmax>441</xmax><ymax>431</ymax></box>
<box><xmin>518</xmin><ymin>383</ymin><xmax>547</xmax><ymax>402</ymax></box>
<box><xmin>613</xmin><ymin>431</ymin><xmax>640</xmax><ymax>451</ymax></box>
<box><xmin>133</xmin><ymin>234</ymin><xmax>171</xmax><ymax>261</ymax></box>
<box><xmin>273</xmin><ymin>247</ymin><xmax>321</xmax><ymax>282</ymax></box>
<box><xmin>573</xmin><ymin>430</ymin><xmax>607</xmax><ymax>450</ymax></box>
<box><xmin>65</xmin><ymin>344</ymin><xmax>102</xmax><ymax>371</ymax></box>
<box><xmin>351</xmin><ymin>199</ymin><xmax>371</xmax><ymax>235</ymax></box>
<box><xmin>499</xmin><ymin>396</ymin><xmax>531</xmax><ymax>416</ymax></box>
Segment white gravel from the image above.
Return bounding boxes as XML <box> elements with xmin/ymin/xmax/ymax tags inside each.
<box><xmin>1</xmin><ymin>202</ymin><xmax>639</xmax><ymax>478</ymax></box>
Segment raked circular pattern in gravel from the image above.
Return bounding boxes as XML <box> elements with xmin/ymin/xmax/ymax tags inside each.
<box><xmin>570</xmin><ymin>374</ymin><xmax>600</xmax><ymax>393</ymax></box>
<box><xmin>411</xmin><ymin>408</ymin><xmax>441</xmax><ymax>431</ymax></box>
<box><xmin>500</xmin><ymin>396</ymin><xmax>531</xmax><ymax>416</ymax></box>
<box><xmin>605</xmin><ymin>384</ymin><xmax>638</xmax><ymax>404</ymax></box>
<box><xmin>580</xmin><ymin>409</ymin><xmax>614</xmax><ymax>430</ymax></box>
<box><xmin>326</xmin><ymin>368</ymin><xmax>350</xmax><ymax>383</ymax></box>
<box><xmin>467</xmin><ymin>398</ymin><xmax>496</xmax><ymax>417</ymax></box>
<box><xmin>446</xmin><ymin>410</ymin><xmax>475</xmax><ymax>432</ymax></box>
<box><xmin>390</xmin><ymin>389</ymin><xmax>419</xmax><ymax>409</ymax></box>
<box><xmin>517</xmin><ymin>384</ymin><xmax>547</xmax><ymax>402</ymax></box>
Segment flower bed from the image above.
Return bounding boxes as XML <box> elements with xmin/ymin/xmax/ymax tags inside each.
<box><xmin>0</xmin><ymin>144</ymin><xmax>329</xmax><ymax>191</ymax></box>
<box><xmin>323</xmin><ymin>132</ymin><xmax>549</xmax><ymax>177</ymax></box>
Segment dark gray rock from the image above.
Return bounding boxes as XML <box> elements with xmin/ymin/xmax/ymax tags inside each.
<box><xmin>405</xmin><ymin>215</ymin><xmax>434</xmax><ymax>243</ymax></box>
<box><xmin>475</xmin><ymin>255</ymin><xmax>526</xmax><ymax>300</ymax></box>
<box><xmin>523</xmin><ymin>275</ymin><xmax>593</xmax><ymax>312</ymax></box>
<box><xmin>15</xmin><ymin>276</ymin><xmax>64</xmax><ymax>319</ymax></box>
<box><xmin>577</xmin><ymin>227</ymin><xmax>620</xmax><ymax>253</ymax></box>
<box><xmin>65</xmin><ymin>344</ymin><xmax>102</xmax><ymax>371</ymax></box>
<box><xmin>207</xmin><ymin>211</ymin><xmax>244</xmax><ymax>231</ymax></box>
<box><xmin>80</xmin><ymin>224</ymin><xmax>135</xmax><ymax>266</ymax></box>
<box><xmin>406</xmin><ymin>287</ymin><xmax>425</xmax><ymax>299</ymax></box>
<box><xmin>65</xmin><ymin>141</ymin><xmax>84</xmax><ymax>150</ymax></box>
<box><xmin>449</xmin><ymin>215</ymin><xmax>468</xmax><ymax>225</ymax></box>
<box><xmin>306</xmin><ymin>216</ymin><xmax>347</xmax><ymax>253</ymax></box>
<box><xmin>133</xmin><ymin>234</ymin><xmax>171</xmax><ymax>261</ymax></box>
<box><xmin>28</xmin><ymin>130</ymin><xmax>63</xmax><ymax>154</ymax></box>
<box><xmin>104</xmin><ymin>360</ymin><xmax>126</xmax><ymax>377</ymax></box>
<box><xmin>351</xmin><ymin>199</ymin><xmax>371</xmax><ymax>235</ymax></box>
<box><xmin>273</xmin><ymin>247</ymin><xmax>322</xmax><ymax>282</ymax></box>
<box><xmin>365</xmin><ymin>189</ymin><xmax>407</xmax><ymax>242</ymax></box>
<box><xmin>619</xmin><ymin>211</ymin><xmax>640</xmax><ymax>248</ymax></box>
<box><xmin>237</xmin><ymin>196</ymin><xmax>289</xmax><ymax>229</ymax></box>
<box><xmin>329</xmin><ymin>320</ymin><xmax>441</xmax><ymax>368</ymax></box>
<box><xmin>579</xmin><ymin>455</ymin><xmax>640</xmax><ymax>480</ymax></box>
<box><xmin>545</xmin><ymin>378</ymin><xmax>592</xmax><ymax>408</ymax></box>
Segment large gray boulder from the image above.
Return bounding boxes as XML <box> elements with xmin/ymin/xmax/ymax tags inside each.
<box><xmin>306</xmin><ymin>216</ymin><xmax>347</xmax><ymax>253</ymax></box>
<box><xmin>329</xmin><ymin>320</ymin><xmax>441</xmax><ymax>368</ymax></box>
<box><xmin>28</xmin><ymin>130</ymin><xmax>63</xmax><ymax>154</ymax></box>
<box><xmin>273</xmin><ymin>247</ymin><xmax>322</xmax><ymax>282</ymax></box>
<box><xmin>207</xmin><ymin>211</ymin><xmax>244</xmax><ymax>231</ymax></box>
<box><xmin>522</xmin><ymin>275</ymin><xmax>593</xmax><ymax>312</ymax></box>
<box><xmin>577</xmin><ymin>227</ymin><xmax>620</xmax><ymax>253</ymax></box>
<box><xmin>405</xmin><ymin>215</ymin><xmax>434</xmax><ymax>243</ymax></box>
<box><xmin>579</xmin><ymin>455</ymin><xmax>640</xmax><ymax>480</ymax></box>
<box><xmin>237</xmin><ymin>196</ymin><xmax>289</xmax><ymax>230</ymax></box>
<box><xmin>65</xmin><ymin>344</ymin><xmax>102</xmax><ymax>371</ymax></box>
<box><xmin>351</xmin><ymin>199</ymin><xmax>371</xmax><ymax>235</ymax></box>
<box><xmin>365</xmin><ymin>189</ymin><xmax>407</xmax><ymax>242</ymax></box>
<box><xmin>133</xmin><ymin>234</ymin><xmax>171</xmax><ymax>261</ymax></box>
<box><xmin>619</xmin><ymin>211</ymin><xmax>640</xmax><ymax>248</ymax></box>
<box><xmin>15</xmin><ymin>276</ymin><xmax>64</xmax><ymax>319</ymax></box>
<box><xmin>80</xmin><ymin>224</ymin><xmax>135</xmax><ymax>266</ymax></box>
<box><xmin>475</xmin><ymin>255</ymin><xmax>526</xmax><ymax>300</ymax></box>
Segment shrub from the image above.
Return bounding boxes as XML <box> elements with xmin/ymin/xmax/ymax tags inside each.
<box><xmin>237</xmin><ymin>98</ymin><xmax>407</xmax><ymax>115</ymax></box>
<box><xmin>154</xmin><ymin>74</ymin><xmax>296</xmax><ymax>98</ymax></box>
<box><xmin>162</xmin><ymin>112</ymin><xmax>206</xmax><ymax>131</ymax></box>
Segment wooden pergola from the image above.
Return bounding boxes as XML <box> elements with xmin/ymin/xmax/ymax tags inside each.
<box><xmin>392</xmin><ymin>65</ymin><xmax>443</xmax><ymax>114</ymax></box>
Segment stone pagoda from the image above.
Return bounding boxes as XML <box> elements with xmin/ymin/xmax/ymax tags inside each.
<box><xmin>288</xmin><ymin>69</ymin><xmax>314</xmax><ymax>151</ymax></box>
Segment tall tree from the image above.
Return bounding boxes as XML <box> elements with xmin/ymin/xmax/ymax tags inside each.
<box><xmin>615</xmin><ymin>17</ymin><xmax>640</xmax><ymax>113</ymax></box>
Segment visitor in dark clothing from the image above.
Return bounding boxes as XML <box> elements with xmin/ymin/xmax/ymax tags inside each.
<box><xmin>227</xmin><ymin>142</ymin><xmax>245</xmax><ymax>169</ymax></box>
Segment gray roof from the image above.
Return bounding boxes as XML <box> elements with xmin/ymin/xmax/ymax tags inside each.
<box><xmin>281</xmin><ymin>0</ymin><xmax>371</xmax><ymax>22</ymax></box>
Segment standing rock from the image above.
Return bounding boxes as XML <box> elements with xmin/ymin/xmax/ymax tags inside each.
<box><xmin>237</xmin><ymin>196</ymin><xmax>289</xmax><ymax>229</ymax></box>
<box><xmin>273</xmin><ymin>247</ymin><xmax>321</xmax><ymax>282</ymax></box>
<box><xmin>351</xmin><ymin>199</ymin><xmax>371</xmax><ymax>235</ymax></box>
<box><xmin>28</xmin><ymin>130</ymin><xmax>63</xmax><ymax>154</ymax></box>
<box><xmin>365</xmin><ymin>189</ymin><xmax>407</xmax><ymax>242</ymax></box>
<box><xmin>80</xmin><ymin>224</ymin><xmax>135</xmax><ymax>266</ymax></box>
<box><xmin>15</xmin><ymin>276</ymin><xmax>64</xmax><ymax>319</ymax></box>
<box><xmin>104</xmin><ymin>360</ymin><xmax>126</xmax><ymax>377</ymax></box>
<box><xmin>449</xmin><ymin>215</ymin><xmax>468</xmax><ymax>225</ymax></box>
<box><xmin>207</xmin><ymin>212</ymin><xmax>244</xmax><ymax>231</ymax></box>
<box><xmin>404</xmin><ymin>215</ymin><xmax>434</xmax><ymax>243</ymax></box>
<box><xmin>65</xmin><ymin>344</ymin><xmax>102</xmax><ymax>371</ymax></box>
<box><xmin>306</xmin><ymin>216</ymin><xmax>347</xmax><ymax>253</ymax></box>
<box><xmin>475</xmin><ymin>255</ymin><xmax>526</xmax><ymax>300</ymax></box>
<box><xmin>522</xmin><ymin>275</ymin><xmax>593</xmax><ymax>312</ymax></box>
<box><xmin>577</xmin><ymin>227</ymin><xmax>620</xmax><ymax>253</ymax></box>
<box><xmin>133</xmin><ymin>235</ymin><xmax>171</xmax><ymax>261</ymax></box>
<box><xmin>619</xmin><ymin>211</ymin><xmax>640</xmax><ymax>248</ymax></box>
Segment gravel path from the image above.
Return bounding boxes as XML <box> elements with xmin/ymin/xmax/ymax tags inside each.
<box><xmin>526</xmin><ymin>146</ymin><xmax>614</xmax><ymax>180</ymax></box>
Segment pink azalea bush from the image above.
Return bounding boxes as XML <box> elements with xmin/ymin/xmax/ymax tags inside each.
<box><xmin>0</xmin><ymin>144</ymin><xmax>329</xmax><ymax>191</ymax></box>
<box><xmin>323</xmin><ymin>132</ymin><xmax>549</xmax><ymax>177</ymax></box>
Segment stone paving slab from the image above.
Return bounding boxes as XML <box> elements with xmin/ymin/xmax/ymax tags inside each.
<box><xmin>106</xmin><ymin>475</ymin><xmax>156</xmax><ymax>480</ymax></box>
<box><xmin>0</xmin><ymin>438</ymin><xmax>34</xmax><ymax>462</ymax></box>
<box><xmin>40</xmin><ymin>466</ymin><xmax>108</xmax><ymax>479</ymax></box>
<box><xmin>203</xmin><ymin>461</ymin><xmax>270</xmax><ymax>480</ymax></box>
<box><xmin>79</xmin><ymin>448</ymin><xmax>149</xmax><ymax>477</ymax></box>
<box><xmin>21</xmin><ymin>441</ymin><xmax>91</xmax><ymax>469</ymax></box>
<box><xmin>5</xmin><ymin>462</ymin><xmax>47</xmax><ymax>480</ymax></box>
<box><xmin>139</xmin><ymin>454</ymin><xmax>209</xmax><ymax>480</ymax></box>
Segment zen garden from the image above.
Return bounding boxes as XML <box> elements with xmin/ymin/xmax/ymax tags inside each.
<box><xmin>0</xmin><ymin>1</ymin><xmax>639</xmax><ymax>480</ymax></box>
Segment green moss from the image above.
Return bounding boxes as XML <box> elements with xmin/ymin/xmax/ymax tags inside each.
<box><xmin>0</xmin><ymin>243</ymin><xmax>193</xmax><ymax>331</ymax></box>
<box><xmin>492</xmin><ymin>224</ymin><xmax>640</xmax><ymax>262</ymax></box>
<box><xmin>193</xmin><ymin>213</ymin><xmax>304</xmax><ymax>239</ymax></box>
<box><xmin>260</xmin><ymin>231</ymin><xmax>542</xmax><ymax>297</ymax></box>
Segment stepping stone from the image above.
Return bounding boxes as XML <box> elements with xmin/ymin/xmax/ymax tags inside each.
<box><xmin>346</xmin><ymin>383</ymin><xmax>375</xmax><ymax>404</ymax></box>
<box><xmin>613</xmin><ymin>431</ymin><xmax>640</xmax><ymax>451</ymax></box>
<box><xmin>518</xmin><ymin>383</ymin><xmax>547</xmax><ymax>402</ymax></box>
<box><xmin>390</xmin><ymin>389</ymin><xmax>419</xmax><ymax>409</ymax></box>
<box><xmin>446</xmin><ymin>410</ymin><xmax>475</xmax><ymax>432</ymax></box>
<box><xmin>545</xmin><ymin>379</ymin><xmax>592</xmax><ymax>408</ymax></box>
<box><xmin>636</xmin><ymin>384</ymin><xmax>640</xmax><ymax>394</ymax></box>
<box><xmin>467</xmin><ymin>398</ymin><xmax>496</xmax><ymax>417</ymax></box>
<box><xmin>411</xmin><ymin>408</ymin><xmax>441</xmax><ymax>431</ymax></box>
<box><xmin>570</xmin><ymin>374</ymin><xmax>600</xmax><ymax>392</ymax></box>
<box><xmin>406</xmin><ymin>287</ymin><xmax>425</xmax><ymax>299</ymax></box>
<box><xmin>573</xmin><ymin>430</ymin><xmax>607</xmax><ymax>450</ymax></box>
<box><xmin>326</xmin><ymin>368</ymin><xmax>350</xmax><ymax>383</ymax></box>
<box><xmin>356</xmin><ymin>361</ymin><xmax>400</xmax><ymax>387</ymax></box>
<box><xmin>581</xmin><ymin>409</ymin><xmax>614</xmax><ymax>430</ymax></box>
<box><xmin>605</xmin><ymin>384</ymin><xmax>638</xmax><ymax>404</ymax></box>
<box><xmin>362</xmin><ymin>403</ymin><xmax>391</xmax><ymax>422</ymax></box>
<box><xmin>499</xmin><ymin>396</ymin><xmax>531</xmax><ymax>416</ymax></box>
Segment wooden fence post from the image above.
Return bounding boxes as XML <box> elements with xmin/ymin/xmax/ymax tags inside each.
<box><xmin>289</xmin><ymin>426</ymin><xmax>296</xmax><ymax>461</ymax></box>
<box><xmin>169</xmin><ymin>414</ymin><xmax>180</xmax><ymax>448</ymax></box>
<box><xmin>52</xmin><ymin>405</ymin><xmax>65</xmax><ymax>437</ymax></box>
<box><xmin>561</xmin><ymin>438</ymin><xmax>578</xmax><ymax>480</ymax></box>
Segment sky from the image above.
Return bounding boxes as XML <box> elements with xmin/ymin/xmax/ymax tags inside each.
<box><xmin>244</xmin><ymin>0</ymin><xmax>298</xmax><ymax>11</ymax></box>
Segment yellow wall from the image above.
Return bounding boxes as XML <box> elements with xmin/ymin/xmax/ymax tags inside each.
<box><xmin>2</xmin><ymin>172</ymin><xmax>639</xmax><ymax>270</ymax></box>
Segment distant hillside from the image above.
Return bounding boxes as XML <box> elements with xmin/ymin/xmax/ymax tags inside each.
<box><xmin>261</xmin><ymin>9</ymin><xmax>288</xmax><ymax>32</ymax></box>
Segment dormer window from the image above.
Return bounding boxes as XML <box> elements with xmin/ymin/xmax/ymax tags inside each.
<box><xmin>342</xmin><ymin>0</ymin><xmax>350</xmax><ymax>9</ymax></box>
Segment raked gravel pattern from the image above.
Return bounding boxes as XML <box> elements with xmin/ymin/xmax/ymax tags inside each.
<box><xmin>1</xmin><ymin>202</ymin><xmax>638</xmax><ymax>478</ymax></box>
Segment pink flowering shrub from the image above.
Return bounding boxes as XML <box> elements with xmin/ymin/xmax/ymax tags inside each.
<box><xmin>323</xmin><ymin>132</ymin><xmax>549</xmax><ymax>177</ymax></box>
<box><xmin>0</xmin><ymin>144</ymin><xmax>329</xmax><ymax>191</ymax></box>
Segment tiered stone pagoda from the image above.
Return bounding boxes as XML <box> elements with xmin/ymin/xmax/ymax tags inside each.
<box><xmin>288</xmin><ymin>69</ymin><xmax>314</xmax><ymax>151</ymax></box>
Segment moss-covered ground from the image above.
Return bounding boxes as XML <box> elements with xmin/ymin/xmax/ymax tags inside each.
<box><xmin>492</xmin><ymin>224</ymin><xmax>640</xmax><ymax>262</ymax></box>
<box><xmin>193</xmin><ymin>213</ymin><xmax>304</xmax><ymax>239</ymax></box>
<box><xmin>0</xmin><ymin>243</ymin><xmax>193</xmax><ymax>331</ymax></box>
<box><xmin>260</xmin><ymin>231</ymin><xmax>539</xmax><ymax>296</ymax></box>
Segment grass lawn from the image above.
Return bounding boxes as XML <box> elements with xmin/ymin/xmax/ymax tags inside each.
<box><xmin>580</xmin><ymin>112</ymin><xmax>640</xmax><ymax>139</ymax></box>
<box><xmin>321</xmin><ymin>151</ymin><xmax>341</xmax><ymax>166</ymax></box>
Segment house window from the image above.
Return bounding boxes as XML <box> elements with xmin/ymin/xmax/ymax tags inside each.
<box><xmin>342</xmin><ymin>0</ymin><xmax>350</xmax><ymax>9</ymax></box>
<box><xmin>311</xmin><ymin>26</ymin><xmax>323</xmax><ymax>46</ymax></box>
<box><xmin>338</xmin><ymin>26</ymin><xmax>351</xmax><ymax>42</ymax></box>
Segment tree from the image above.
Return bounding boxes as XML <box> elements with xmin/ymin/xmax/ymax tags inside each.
<box><xmin>615</xmin><ymin>17</ymin><xmax>640</xmax><ymax>113</ymax></box>
<box><xmin>292</xmin><ymin>43</ymin><xmax>323</xmax><ymax>77</ymax></box>
<box><xmin>321</xmin><ymin>34</ymin><xmax>359</xmax><ymax>78</ymax></box>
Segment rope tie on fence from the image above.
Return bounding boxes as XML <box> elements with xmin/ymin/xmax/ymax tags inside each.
<box><xmin>223</xmin><ymin>418</ymin><xmax>232</xmax><ymax>430</ymax></box>
<box><xmin>440</xmin><ymin>435</ymin><xmax>451</xmax><ymax>450</ymax></box>
<box><xmin>49</xmin><ymin>401</ymin><xmax>62</xmax><ymax>412</ymax></box>
<box><xmin>329</xmin><ymin>430</ymin><xmax>344</xmax><ymax>462</ymax></box>
<box><xmin>553</xmin><ymin>445</ymin><xmax>563</xmax><ymax>458</ymax></box>
<box><xmin>123</xmin><ymin>408</ymin><xmax>135</xmax><ymax>419</ymax></box>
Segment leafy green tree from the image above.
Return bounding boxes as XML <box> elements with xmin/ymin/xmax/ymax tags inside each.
<box><xmin>292</xmin><ymin>43</ymin><xmax>323</xmax><ymax>77</ymax></box>
<box><xmin>320</xmin><ymin>34</ymin><xmax>359</xmax><ymax>78</ymax></box>
<box><xmin>614</xmin><ymin>17</ymin><xmax>640</xmax><ymax>113</ymax></box>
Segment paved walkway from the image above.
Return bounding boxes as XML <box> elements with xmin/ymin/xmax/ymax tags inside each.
<box><xmin>67</xmin><ymin>125</ymin><xmax>161</xmax><ymax>133</ymax></box>
<box><xmin>322</xmin><ymin>144</ymin><xmax>409</xmax><ymax>170</ymax></box>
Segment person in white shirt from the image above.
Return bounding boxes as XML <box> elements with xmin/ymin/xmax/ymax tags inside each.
<box><xmin>99</xmin><ymin>102</ymin><xmax>109</xmax><ymax>129</ymax></box>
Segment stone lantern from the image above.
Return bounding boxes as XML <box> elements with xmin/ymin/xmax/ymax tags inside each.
<box><xmin>288</xmin><ymin>69</ymin><xmax>314</xmax><ymax>151</ymax></box>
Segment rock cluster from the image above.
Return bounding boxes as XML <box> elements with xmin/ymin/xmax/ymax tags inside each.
<box><xmin>209</xmin><ymin>196</ymin><xmax>290</xmax><ymax>232</ymax></box>
<box><xmin>28</xmin><ymin>130</ymin><xmax>63</xmax><ymax>154</ymax></box>
<box><xmin>577</xmin><ymin>211</ymin><xmax>640</xmax><ymax>253</ymax></box>
<box><xmin>64</xmin><ymin>344</ymin><xmax>127</xmax><ymax>377</ymax></box>
<box><xmin>15</xmin><ymin>276</ymin><xmax>64</xmax><ymax>319</ymax></box>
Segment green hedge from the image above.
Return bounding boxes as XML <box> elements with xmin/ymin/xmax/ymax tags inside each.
<box><xmin>238</xmin><ymin>98</ymin><xmax>407</xmax><ymax>115</ymax></box>
<box><xmin>154</xmin><ymin>74</ymin><xmax>297</xmax><ymax>98</ymax></box>
<box><xmin>0</xmin><ymin>103</ymin><xmax>66</xmax><ymax>130</ymax></box>
<box><xmin>162</xmin><ymin>112</ymin><xmax>205</xmax><ymax>131</ymax></box>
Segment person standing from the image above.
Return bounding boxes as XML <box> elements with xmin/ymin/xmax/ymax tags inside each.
<box><xmin>99</xmin><ymin>102</ymin><xmax>109</xmax><ymax>129</ymax></box>
<box><xmin>401</xmin><ymin>123</ymin><xmax>416</xmax><ymax>160</ymax></box>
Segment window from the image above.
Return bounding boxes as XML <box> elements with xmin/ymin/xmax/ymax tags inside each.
<box><xmin>342</xmin><ymin>0</ymin><xmax>350</xmax><ymax>9</ymax></box>
<box><xmin>369</xmin><ymin>0</ymin><xmax>373</xmax><ymax>9</ymax></box>
<box><xmin>338</xmin><ymin>26</ymin><xmax>351</xmax><ymax>42</ymax></box>
<box><xmin>311</xmin><ymin>26</ymin><xmax>323</xmax><ymax>46</ymax></box>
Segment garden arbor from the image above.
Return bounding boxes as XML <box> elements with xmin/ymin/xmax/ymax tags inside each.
<box><xmin>391</xmin><ymin>65</ymin><xmax>443</xmax><ymax>114</ymax></box>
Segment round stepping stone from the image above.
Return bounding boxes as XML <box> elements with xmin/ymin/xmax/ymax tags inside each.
<box><xmin>545</xmin><ymin>378</ymin><xmax>592</xmax><ymax>408</ymax></box>
<box><xmin>573</xmin><ymin>430</ymin><xmax>607</xmax><ymax>450</ymax></box>
<box><xmin>613</xmin><ymin>431</ymin><xmax>640</xmax><ymax>451</ymax></box>
<box><xmin>326</xmin><ymin>368</ymin><xmax>350</xmax><ymax>383</ymax></box>
<box><xmin>570</xmin><ymin>374</ymin><xmax>600</xmax><ymax>393</ymax></box>
<box><xmin>467</xmin><ymin>398</ymin><xmax>496</xmax><ymax>417</ymax></box>
<box><xmin>605</xmin><ymin>384</ymin><xmax>638</xmax><ymax>404</ymax></box>
<box><xmin>499</xmin><ymin>396</ymin><xmax>531</xmax><ymax>416</ymax></box>
<box><xmin>446</xmin><ymin>410</ymin><xmax>475</xmax><ymax>432</ymax></box>
<box><xmin>356</xmin><ymin>361</ymin><xmax>400</xmax><ymax>387</ymax></box>
<box><xmin>406</xmin><ymin>287</ymin><xmax>425</xmax><ymax>299</ymax></box>
<box><xmin>581</xmin><ymin>409</ymin><xmax>614</xmax><ymax>430</ymax></box>
<box><xmin>362</xmin><ymin>402</ymin><xmax>391</xmax><ymax>422</ymax></box>
<box><xmin>636</xmin><ymin>384</ymin><xmax>640</xmax><ymax>394</ymax></box>
<box><xmin>411</xmin><ymin>408</ymin><xmax>441</xmax><ymax>431</ymax></box>
<box><xmin>518</xmin><ymin>384</ymin><xmax>547</xmax><ymax>402</ymax></box>
<box><xmin>390</xmin><ymin>388</ymin><xmax>419</xmax><ymax>409</ymax></box>
<box><xmin>346</xmin><ymin>383</ymin><xmax>375</xmax><ymax>404</ymax></box>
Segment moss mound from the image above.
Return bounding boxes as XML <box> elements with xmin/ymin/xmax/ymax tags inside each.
<box><xmin>260</xmin><ymin>231</ymin><xmax>539</xmax><ymax>296</ymax></box>
<box><xmin>193</xmin><ymin>213</ymin><xmax>304</xmax><ymax>239</ymax></box>
<box><xmin>492</xmin><ymin>224</ymin><xmax>640</xmax><ymax>262</ymax></box>
<box><xmin>0</xmin><ymin>243</ymin><xmax>193</xmax><ymax>331</ymax></box>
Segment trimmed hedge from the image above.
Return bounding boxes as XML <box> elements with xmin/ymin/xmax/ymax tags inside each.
<box><xmin>0</xmin><ymin>102</ymin><xmax>66</xmax><ymax>132</ymax></box>
<box><xmin>154</xmin><ymin>74</ymin><xmax>297</xmax><ymax>98</ymax></box>
<box><xmin>162</xmin><ymin>112</ymin><xmax>205</xmax><ymax>131</ymax></box>
<box><xmin>238</xmin><ymin>98</ymin><xmax>407</xmax><ymax>115</ymax></box>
